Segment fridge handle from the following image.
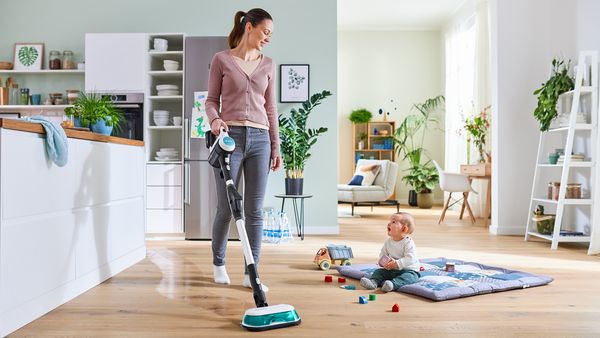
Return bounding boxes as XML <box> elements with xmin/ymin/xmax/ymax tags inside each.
<box><xmin>184</xmin><ymin>162</ymin><xmax>190</xmax><ymax>205</ymax></box>
<box><xmin>184</xmin><ymin>118</ymin><xmax>190</xmax><ymax>159</ymax></box>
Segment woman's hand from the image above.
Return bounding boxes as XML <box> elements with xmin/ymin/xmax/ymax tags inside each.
<box><xmin>271</xmin><ymin>154</ymin><xmax>282</xmax><ymax>172</ymax></box>
<box><xmin>210</xmin><ymin>118</ymin><xmax>228</xmax><ymax>135</ymax></box>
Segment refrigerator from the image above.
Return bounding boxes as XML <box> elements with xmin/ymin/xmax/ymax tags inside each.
<box><xmin>183</xmin><ymin>36</ymin><xmax>239</xmax><ymax>240</ymax></box>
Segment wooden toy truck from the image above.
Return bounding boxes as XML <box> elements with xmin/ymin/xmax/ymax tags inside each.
<box><xmin>314</xmin><ymin>244</ymin><xmax>354</xmax><ymax>270</ymax></box>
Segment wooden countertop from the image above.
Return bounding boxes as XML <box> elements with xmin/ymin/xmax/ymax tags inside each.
<box><xmin>0</xmin><ymin>118</ymin><xmax>144</xmax><ymax>147</ymax></box>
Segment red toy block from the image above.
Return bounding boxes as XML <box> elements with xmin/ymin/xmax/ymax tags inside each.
<box><xmin>420</xmin><ymin>266</ymin><xmax>425</xmax><ymax>272</ymax></box>
<box><xmin>324</xmin><ymin>275</ymin><xmax>333</xmax><ymax>282</ymax></box>
<box><xmin>392</xmin><ymin>304</ymin><xmax>400</xmax><ymax>312</ymax></box>
<box><xmin>338</xmin><ymin>277</ymin><xmax>346</xmax><ymax>283</ymax></box>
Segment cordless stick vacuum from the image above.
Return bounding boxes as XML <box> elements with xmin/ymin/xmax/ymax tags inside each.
<box><xmin>207</xmin><ymin>128</ymin><xmax>301</xmax><ymax>331</ymax></box>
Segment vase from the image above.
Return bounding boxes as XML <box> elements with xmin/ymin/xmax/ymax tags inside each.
<box><xmin>466</xmin><ymin>139</ymin><xmax>471</xmax><ymax>164</ymax></box>
<box><xmin>408</xmin><ymin>190</ymin><xmax>418</xmax><ymax>207</ymax></box>
<box><xmin>285</xmin><ymin>178</ymin><xmax>303</xmax><ymax>195</ymax></box>
<box><xmin>417</xmin><ymin>192</ymin><xmax>434</xmax><ymax>209</ymax></box>
<box><xmin>358</xmin><ymin>141</ymin><xmax>364</xmax><ymax>150</ymax></box>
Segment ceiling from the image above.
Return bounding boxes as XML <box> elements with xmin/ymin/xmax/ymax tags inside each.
<box><xmin>338</xmin><ymin>0</ymin><xmax>467</xmax><ymax>31</ymax></box>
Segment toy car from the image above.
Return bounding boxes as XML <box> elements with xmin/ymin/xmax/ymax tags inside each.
<box><xmin>314</xmin><ymin>244</ymin><xmax>354</xmax><ymax>270</ymax></box>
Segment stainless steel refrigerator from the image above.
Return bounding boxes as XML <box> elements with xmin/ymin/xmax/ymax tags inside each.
<box><xmin>184</xmin><ymin>36</ymin><xmax>239</xmax><ymax>240</ymax></box>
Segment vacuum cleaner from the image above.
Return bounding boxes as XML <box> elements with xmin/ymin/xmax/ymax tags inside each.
<box><xmin>207</xmin><ymin>128</ymin><xmax>301</xmax><ymax>331</ymax></box>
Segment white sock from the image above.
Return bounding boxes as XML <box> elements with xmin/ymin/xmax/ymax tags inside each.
<box><xmin>243</xmin><ymin>274</ymin><xmax>269</xmax><ymax>293</ymax></box>
<box><xmin>381</xmin><ymin>280</ymin><xmax>395</xmax><ymax>292</ymax></box>
<box><xmin>213</xmin><ymin>265</ymin><xmax>230</xmax><ymax>284</ymax></box>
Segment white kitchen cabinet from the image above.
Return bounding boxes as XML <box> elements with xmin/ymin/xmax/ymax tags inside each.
<box><xmin>85</xmin><ymin>33</ymin><xmax>146</xmax><ymax>92</ymax></box>
<box><xmin>147</xmin><ymin>164</ymin><xmax>182</xmax><ymax>186</ymax></box>
<box><xmin>146</xmin><ymin>209</ymin><xmax>182</xmax><ymax>233</ymax></box>
<box><xmin>146</xmin><ymin>186</ymin><xmax>182</xmax><ymax>209</ymax></box>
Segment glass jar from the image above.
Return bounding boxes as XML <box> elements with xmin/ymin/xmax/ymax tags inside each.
<box><xmin>566</xmin><ymin>183</ymin><xmax>582</xmax><ymax>199</ymax></box>
<box><xmin>9</xmin><ymin>84</ymin><xmax>19</xmax><ymax>105</ymax></box>
<box><xmin>49</xmin><ymin>50</ymin><xmax>62</xmax><ymax>69</ymax></box>
<box><xmin>552</xmin><ymin>182</ymin><xmax>561</xmax><ymax>200</ymax></box>
<box><xmin>547</xmin><ymin>182</ymin><xmax>553</xmax><ymax>200</ymax></box>
<box><xmin>62</xmin><ymin>50</ymin><xmax>75</xmax><ymax>69</ymax></box>
<box><xmin>20</xmin><ymin>88</ymin><xmax>30</xmax><ymax>105</ymax></box>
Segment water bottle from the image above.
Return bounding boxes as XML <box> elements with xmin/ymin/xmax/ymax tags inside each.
<box><xmin>273</xmin><ymin>212</ymin><xmax>282</xmax><ymax>243</ymax></box>
<box><xmin>281</xmin><ymin>212</ymin><xmax>292</xmax><ymax>243</ymax></box>
<box><xmin>267</xmin><ymin>210</ymin><xmax>275</xmax><ymax>243</ymax></box>
<box><xmin>262</xmin><ymin>210</ymin><xmax>269</xmax><ymax>242</ymax></box>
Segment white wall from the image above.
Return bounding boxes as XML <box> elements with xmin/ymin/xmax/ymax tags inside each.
<box><xmin>490</xmin><ymin>0</ymin><xmax>576</xmax><ymax>235</ymax></box>
<box><xmin>338</xmin><ymin>31</ymin><xmax>444</xmax><ymax>204</ymax></box>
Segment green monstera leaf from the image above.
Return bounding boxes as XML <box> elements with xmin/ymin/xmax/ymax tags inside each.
<box><xmin>18</xmin><ymin>46</ymin><xmax>39</xmax><ymax>67</ymax></box>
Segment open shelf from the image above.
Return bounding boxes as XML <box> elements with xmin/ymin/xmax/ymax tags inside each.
<box><xmin>559</xmin><ymin>87</ymin><xmax>594</xmax><ymax>97</ymax></box>
<box><xmin>532</xmin><ymin>198</ymin><xmax>592</xmax><ymax>205</ymax></box>
<box><xmin>0</xmin><ymin>105</ymin><xmax>72</xmax><ymax>110</ymax></box>
<box><xmin>527</xmin><ymin>231</ymin><xmax>591</xmax><ymax>243</ymax></box>
<box><xmin>0</xmin><ymin>69</ymin><xmax>84</xmax><ymax>74</ymax></box>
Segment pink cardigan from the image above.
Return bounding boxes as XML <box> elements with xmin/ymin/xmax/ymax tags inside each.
<box><xmin>206</xmin><ymin>50</ymin><xmax>280</xmax><ymax>156</ymax></box>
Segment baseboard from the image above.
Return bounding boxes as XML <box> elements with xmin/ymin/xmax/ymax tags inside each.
<box><xmin>0</xmin><ymin>246</ymin><xmax>146</xmax><ymax>337</ymax></box>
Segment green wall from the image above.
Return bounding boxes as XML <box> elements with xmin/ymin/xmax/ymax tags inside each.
<box><xmin>0</xmin><ymin>0</ymin><xmax>339</xmax><ymax>233</ymax></box>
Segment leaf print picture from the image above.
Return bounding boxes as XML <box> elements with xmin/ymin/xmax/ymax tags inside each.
<box><xmin>280</xmin><ymin>64</ymin><xmax>310</xmax><ymax>103</ymax></box>
<box><xmin>13</xmin><ymin>43</ymin><xmax>44</xmax><ymax>70</ymax></box>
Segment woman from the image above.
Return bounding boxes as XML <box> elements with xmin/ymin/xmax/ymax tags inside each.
<box><xmin>205</xmin><ymin>8</ymin><xmax>280</xmax><ymax>292</ymax></box>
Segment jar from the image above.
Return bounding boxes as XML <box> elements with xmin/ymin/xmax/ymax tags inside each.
<box><xmin>552</xmin><ymin>182</ymin><xmax>561</xmax><ymax>200</ymax></box>
<box><xmin>49</xmin><ymin>50</ymin><xmax>62</xmax><ymax>69</ymax></box>
<box><xmin>566</xmin><ymin>183</ymin><xmax>582</xmax><ymax>199</ymax></box>
<box><xmin>66</xmin><ymin>89</ymin><xmax>79</xmax><ymax>104</ymax></box>
<box><xmin>62</xmin><ymin>50</ymin><xmax>75</xmax><ymax>69</ymax></box>
<box><xmin>9</xmin><ymin>84</ymin><xmax>19</xmax><ymax>105</ymax></box>
<box><xmin>20</xmin><ymin>88</ymin><xmax>30</xmax><ymax>105</ymax></box>
<box><xmin>547</xmin><ymin>182</ymin><xmax>553</xmax><ymax>200</ymax></box>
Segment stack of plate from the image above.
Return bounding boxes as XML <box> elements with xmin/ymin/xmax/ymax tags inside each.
<box><xmin>156</xmin><ymin>84</ymin><xmax>179</xmax><ymax>96</ymax></box>
<box><xmin>155</xmin><ymin>148</ymin><xmax>180</xmax><ymax>162</ymax></box>
<box><xmin>154</xmin><ymin>110</ymin><xmax>170</xmax><ymax>126</ymax></box>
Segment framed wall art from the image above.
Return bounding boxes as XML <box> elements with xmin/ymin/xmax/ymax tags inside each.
<box><xmin>13</xmin><ymin>43</ymin><xmax>44</xmax><ymax>70</ymax></box>
<box><xmin>280</xmin><ymin>64</ymin><xmax>309</xmax><ymax>103</ymax></box>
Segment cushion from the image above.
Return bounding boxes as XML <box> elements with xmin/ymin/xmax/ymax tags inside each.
<box><xmin>348</xmin><ymin>164</ymin><xmax>380</xmax><ymax>186</ymax></box>
<box><xmin>336</xmin><ymin>258</ymin><xmax>554</xmax><ymax>301</ymax></box>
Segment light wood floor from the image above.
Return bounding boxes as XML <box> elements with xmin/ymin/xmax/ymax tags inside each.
<box><xmin>12</xmin><ymin>206</ymin><xmax>600</xmax><ymax>337</ymax></box>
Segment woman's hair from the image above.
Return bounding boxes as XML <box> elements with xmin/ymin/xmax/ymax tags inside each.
<box><xmin>228</xmin><ymin>8</ymin><xmax>273</xmax><ymax>49</ymax></box>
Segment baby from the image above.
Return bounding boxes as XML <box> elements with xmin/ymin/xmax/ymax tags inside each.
<box><xmin>360</xmin><ymin>212</ymin><xmax>421</xmax><ymax>292</ymax></box>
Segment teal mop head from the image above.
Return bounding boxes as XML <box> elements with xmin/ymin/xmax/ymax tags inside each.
<box><xmin>241</xmin><ymin>304</ymin><xmax>301</xmax><ymax>331</ymax></box>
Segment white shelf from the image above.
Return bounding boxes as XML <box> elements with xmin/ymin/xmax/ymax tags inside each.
<box><xmin>148</xmin><ymin>126</ymin><xmax>183</xmax><ymax>130</ymax></box>
<box><xmin>0</xmin><ymin>69</ymin><xmax>84</xmax><ymax>74</ymax></box>
<box><xmin>527</xmin><ymin>231</ymin><xmax>591</xmax><ymax>243</ymax></box>
<box><xmin>537</xmin><ymin>162</ymin><xmax>593</xmax><ymax>168</ymax></box>
<box><xmin>148</xmin><ymin>51</ymin><xmax>183</xmax><ymax>56</ymax></box>
<box><xmin>547</xmin><ymin>124</ymin><xmax>593</xmax><ymax>132</ymax></box>
<box><xmin>146</xmin><ymin>161</ymin><xmax>183</xmax><ymax>164</ymax></box>
<box><xmin>148</xmin><ymin>95</ymin><xmax>182</xmax><ymax>100</ymax></box>
<box><xmin>532</xmin><ymin>198</ymin><xmax>592</xmax><ymax>205</ymax></box>
<box><xmin>148</xmin><ymin>70</ymin><xmax>183</xmax><ymax>77</ymax></box>
<box><xmin>0</xmin><ymin>105</ymin><xmax>72</xmax><ymax>110</ymax></box>
<box><xmin>559</xmin><ymin>87</ymin><xmax>594</xmax><ymax>97</ymax></box>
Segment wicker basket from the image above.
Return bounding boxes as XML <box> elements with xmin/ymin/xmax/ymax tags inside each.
<box><xmin>531</xmin><ymin>214</ymin><xmax>555</xmax><ymax>235</ymax></box>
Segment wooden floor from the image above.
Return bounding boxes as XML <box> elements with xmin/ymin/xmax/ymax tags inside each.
<box><xmin>12</xmin><ymin>206</ymin><xmax>600</xmax><ymax>337</ymax></box>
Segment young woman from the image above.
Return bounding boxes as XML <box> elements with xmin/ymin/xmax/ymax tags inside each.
<box><xmin>205</xmin><ymin>8</ymin><xmax>280</xmax><ymax>292</ymax></box>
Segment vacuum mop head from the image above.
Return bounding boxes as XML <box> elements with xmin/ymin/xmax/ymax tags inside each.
<box><xmin>241</xmin><ymin>304</ymin><xmax>301</xmax><ymax>331</ymax></box>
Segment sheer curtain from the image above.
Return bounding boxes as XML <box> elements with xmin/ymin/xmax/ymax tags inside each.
<box><xmin>444</xmin><ymin>0</ymin><xmax>491</xmax><ymax>217</ymax></box>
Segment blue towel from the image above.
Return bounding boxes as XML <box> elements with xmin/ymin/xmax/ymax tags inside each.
<box><xmin>22</xmin><ymin>116</ymin><xmax>69</xmax><ymax>167</ymax></box>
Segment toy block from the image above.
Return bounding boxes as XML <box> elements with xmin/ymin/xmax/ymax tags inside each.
<box><xmin>445</xmin><ymin>262</ymin><xmax>455</xmax><ymax>272</ymax></box>
<box><xmin>338</xmin><ymin>277</ymin><xmax>346</xmax><ymax>283</ymax></box>
<box><xmin>420</xmin><ymin>266</ymin><xmax>425</xmax><ymax>272</ymax></box>
<box><xmin>340</xmin><ymin>285</ymin><xmax>356</xmax><ymax>290</ymax></box>
<box><xmin>392</xmin><ymin>304</ymin><xmax>400</xmax><ymax>312</ymax></box>
<box><xmin>324</xmin><ymin>275</ymin><xmax>333</xmax><ymax>282</ymax></box>
<box><xmin>369</xmin><ymin>294</ymin><xmax>377</xmax><ymax>301</ymax></box>
<box><xmin>358</xmin><ymin>296</ymin><xmax>368</xmax><ymax>304</ymax></box>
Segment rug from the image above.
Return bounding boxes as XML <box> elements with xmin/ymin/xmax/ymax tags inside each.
<box><xmin>336</xmin><ymin>257</ymin><xmax>553</xmax><ymax>301</ymax></box>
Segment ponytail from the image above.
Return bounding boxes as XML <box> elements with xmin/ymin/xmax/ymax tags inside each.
<box><xmin>227</xmin><ymin>8</ymin><xmax>273</xmax><ymax>49</ymax></box>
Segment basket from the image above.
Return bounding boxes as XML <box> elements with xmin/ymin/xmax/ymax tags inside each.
<box><xmin>0</xmin><ymin>61</ymin><xmax>13</xmax><ymax>70</ymax></box>
<box><xmin>531</xmin><ymin>214</ymin><xmax>555</xmax><ymax>235</ymax></box>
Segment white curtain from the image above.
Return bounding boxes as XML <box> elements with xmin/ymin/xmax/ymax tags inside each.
<box><xmin>444</xmin><ymin>0</ymin><xmax>491</xmax><ymax>217</ymax></box>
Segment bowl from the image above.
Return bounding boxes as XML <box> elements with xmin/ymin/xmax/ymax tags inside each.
<box><xmin>157</xmin><ymin>151</ymin><xmax>179</xmax><ymax>157</ymax></box>
<box><xmin>164</xmin><ymin>63</ymin><xmax>179</xmax><ymax>71</ymax></box>
<box><xmin>157</xmin><ymin>90</ymin><xmax>179</xmax><ymax>96</ymax></box>
<box><xmin>163</xmin><ymin>60</ymin><xmax>179</xmax><ymax>65</ymax></box>
<box><xmin>154</xmin><ymin>117</ymin><xmax>170</xmax><ymax>126</ymax></box>
<box><xmin>156</xmin><ymin>84</ymin><xmax>178</xmax><ymax>91</ymax></box>
<box><xmin>160</xmin><ymin>148</ymin><xmax>176</xmax><ymax>152</ymax></box>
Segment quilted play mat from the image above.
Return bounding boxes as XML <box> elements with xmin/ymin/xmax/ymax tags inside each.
<box><xmin>336</xmin><ymin>257</ymin><xmax>553</xmax><ymax>301</ymax></box>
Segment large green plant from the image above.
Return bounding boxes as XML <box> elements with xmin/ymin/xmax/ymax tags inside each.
<box><xmin>279</xmin><ymin>90</ymin><xmax>332</xmax><ymax>179</ymax></box>
<box><xmin>65</xmin><ymin>92</ymin><xmax>124</xmax><ymax>133</ymax></box>
<box><xmin>349</xmin><ymin>108</ymin><xmax>372</xmax><ymax>124</ymax></box>
<box><xmin>401</xmin><ymin>162</ymin><xmax>439</xmax><ymax>193</ymax></box>
<box><xmin>394</xmin><ymin>95</ymin><xmax>444</xmax><ymax>168</ymax></box>
<box><xmin>533</xmin><ymin>59</ymin><xmax>574</xmax><ymax>131</ymax></box>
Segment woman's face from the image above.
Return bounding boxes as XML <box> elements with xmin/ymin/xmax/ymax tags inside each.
<box><xmin>246</xmin><ymin>19</ymin><xmax>273</xmax><ymax>51</ymax></box>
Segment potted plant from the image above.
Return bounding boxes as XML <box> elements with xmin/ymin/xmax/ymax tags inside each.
<box><xmin>463</xmin><ymin>105</ymin><xmax>491</xmax><ymax>163</ymax></box>
<box><xmin>533</xmin><ymin>58</ymin><xmax>574</xmax><ymax>131</ymax></box>
<box><xmin>394</xmin><ymin>95</ymin><xmax>444</xmax><ymax>206</ymax></box>
<box><xmin>357</xmin><ymin>132</ymin><xmax>367</xmax><ymax>150</ymax></box>
<box><xmin>349</xmin><ymin>108</ymin><xmax>372</xmax><ymax>124</ymax></box>
<box><xmin>279</xmin><ymin>90</ymin><xmax>332</xmax><ymax>195</ymax></box>
<box><xmin>401</xmin><ymin>162</ymin><xmax>439</xmax><ymax>209</ymax></box>
<box><xmin>65</xmin><ymin>92</ymin><xmax>124</xmax><ymax>135</ymax></box>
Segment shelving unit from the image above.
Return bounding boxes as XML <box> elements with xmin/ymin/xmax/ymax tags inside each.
<box><xmin>144</xmin><ymin>33</ymin><xmax>186</xmax><ymax>234</ymax></box>
<box><xmin>0</xmin><ymin>70</ymin><xmax>84</xmax><ymax>74</ymax></box>
<box><xmin>525</xmin><ymin>51</ymin><xmax>598</xmax><ymax>252</ymax></box>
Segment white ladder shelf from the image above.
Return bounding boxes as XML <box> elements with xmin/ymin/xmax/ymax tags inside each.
<box><xmin>525</xmin><ymin>51</ymin><xmax>598</xmax><ymax>251</ymax></box>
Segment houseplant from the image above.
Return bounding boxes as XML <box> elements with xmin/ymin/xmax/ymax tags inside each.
<box><xmin>394</xmin><ymin>95</ymin><xmax>444</xmax><ymax>206</ymax></box>
<box><xmin>279</xmin><ymin>90</ymin><xmax>332</xmax><ymax>195</ymax></box>
<box><xmin>463</xmin><ymin>105</ymin><xmax>491</xmax><ymax>163</ymax></box>
<box><xmin>349</xmin><ymin>108</ymin><xmax>372</xmax><ymax>124</ymax></box>
<box><xmin>401</xmin><ymin>162</ymin><xmax>439</xmax><ymax>209</ymax></box>
<box><xmin>65</xmin><ymin>92</ymin><xmax>124</xmax><ymax>135</ymax></box>
<box><xmin>533</xmin><ymin>58</ymin><xmax>574</xmax><ymax>131</ymax></box>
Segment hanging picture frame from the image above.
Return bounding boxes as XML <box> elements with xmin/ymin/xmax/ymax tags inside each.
<box><xmin>13</xmin><ymin>43</ymin><xmax>44</xmax><ymax>70</ymax></box>
<box><xmin>280</xmin><ymin>64</ymin><xmax>309</xmax><ymax>103</ymax></box>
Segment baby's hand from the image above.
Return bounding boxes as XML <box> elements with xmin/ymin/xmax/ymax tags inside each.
<box><xmin>384</xmin><ymin>260</ymin><xmax>399</xmax><ymax>270</ymax></box>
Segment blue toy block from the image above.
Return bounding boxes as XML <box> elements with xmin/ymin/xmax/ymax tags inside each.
<box><xmin>340</xmin><ymin>285</ymin><xmax>356</xmax><ymax>290</ymax></box>
<box><xmin>359</xmin><ymin>296</ymin><xmax>368</xmax><ymax>304</ymax></box>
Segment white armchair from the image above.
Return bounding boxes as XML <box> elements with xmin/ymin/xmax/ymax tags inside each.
<box><xmin>432</xmin><ymin>160</ymin><xmax>476</xmax><ymax>224</ymax></box>
<box><xmin>338</xmin><ymin>159</ymin><xmax>399</xmax><ymax>215</ymax></box>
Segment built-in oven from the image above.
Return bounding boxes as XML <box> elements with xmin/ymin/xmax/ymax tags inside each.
<box><xmin>101</xmin><ymin>92</ymin><xmax>144</xmax><ymax>141</ymax></box>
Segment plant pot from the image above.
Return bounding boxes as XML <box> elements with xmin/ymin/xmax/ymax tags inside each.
<box><xmin>90</xmin><ymin>117</ymin><xmax>113</xmax><ymax>135</ymax></box>
<box><xmin>417</xmin><ymin>192</ymin><xmax>434</xmax><ymax>209</ymax></box>
<box><xmin>285</xmin><ymin>178</ymin><xmax>303</xmax><ymax>196</ymax></box>
<box><xmin>73</xmin><ymin>117</ymin><xmax>89</xmax><ymax>128</ymax></box>
<box><xmin>408</xmin><ymin>190</ymin><xmax>418</xmax><ymax>207</ymax></box>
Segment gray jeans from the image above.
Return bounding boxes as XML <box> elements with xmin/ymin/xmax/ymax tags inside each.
<box><xmin>212</xmin><ymin>126</ymin><xmax>271</xmax><ymax>271</ymax></box>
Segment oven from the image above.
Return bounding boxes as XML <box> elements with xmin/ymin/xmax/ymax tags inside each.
<box><xmin>101</xmin><ymin>92</ymin><xmax>144</xmax><ymax>141</ymax></box>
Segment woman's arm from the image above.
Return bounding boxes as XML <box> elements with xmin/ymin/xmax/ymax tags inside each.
<box><xmin>264</xmin><ymin>62</ymin><xmax>280</xmax><ymax>158</ymax></box>
<box><xmin>205</xmin><ymin>54</ymin><xmax>223</xmax><ymax>125</ymax></box>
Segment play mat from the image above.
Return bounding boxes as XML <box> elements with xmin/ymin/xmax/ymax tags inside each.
<box><xmin>336</xmin><ymin>257</ymin><xmax>553</xmax><ymax>301</ymax></box>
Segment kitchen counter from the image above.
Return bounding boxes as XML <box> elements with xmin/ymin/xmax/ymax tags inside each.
<box><xmin>0</xmin><ymin>118</ymin><xmax>144</xmax><ymax>147</ymax></box>
<box><xmin>0</xmin><ymin>123</ymin><xmax>146</xmax><ymax>336</ymax></box>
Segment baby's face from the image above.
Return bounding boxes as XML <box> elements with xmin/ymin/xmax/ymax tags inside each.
<box><xmin>387</xmin><ymin>214</ymin><xmax>407</xmax><ymax>238</ymax></box>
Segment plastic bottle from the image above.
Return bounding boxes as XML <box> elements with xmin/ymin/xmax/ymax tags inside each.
<box><xmin>281</xmin><ymin>212</ymin><xmax>292</xmax><ymax>243</ymax></box>
<box><xmin>262</xmin><ymin>210</ymin><xmax>269</xmax><ymax>242</ymax></box>
<box><xmin>272</xmin><ymin>212</ymin><xmax>281</xmax><ymax>244</ymax></box>
<box><xmin>267</xmin><ymin>210</ymin><xmax>275</xmax><ymax>243</ymax></box>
